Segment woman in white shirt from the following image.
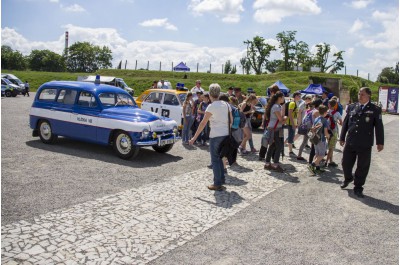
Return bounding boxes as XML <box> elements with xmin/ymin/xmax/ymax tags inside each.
<box><xmin>189</xmin><ymin>84</ymin><xmax>232</xmax><ymax>191</ymax></box>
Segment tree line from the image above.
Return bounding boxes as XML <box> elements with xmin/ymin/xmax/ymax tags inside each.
<box><xmin>1</xmin><ymin>42</ymin><xmax>112</xmax><ymax>73</ymax></box>
<box><xmin>1</xmin><ymin>30</ymin><xmax>398</xmax><ymax>84</ymax></box>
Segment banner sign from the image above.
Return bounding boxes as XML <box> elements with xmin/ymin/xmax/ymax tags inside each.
<box><xmin>378</xmin><ymin>87</ymin><xmax>388</xmax><ymax>111</ymax></box>
<box><xmin>387</xmin><ymin>87</ymin><xmax>399</xmax><ymax>114</ymax></box>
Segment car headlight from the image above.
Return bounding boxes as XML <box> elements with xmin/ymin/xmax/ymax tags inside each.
<box><xmin>142</xmin><ymin>129</ymin><xmax>149</xmax><ymax>138</ymax></box>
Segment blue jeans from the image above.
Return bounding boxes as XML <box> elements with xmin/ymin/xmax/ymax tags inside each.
<box><xmin>182</xmin><ymin>115</ymin><xmax>194</xmax><ymax>142</ymax></box>
<box><xmin>286</xmin><ymin>125</ymin><xmax>295</xmax><ymax>144</ymax></box>
<box><xmin>209</xmin><ymin>136</ymin><xmax>226</xmax><ymax>186</ymax></box>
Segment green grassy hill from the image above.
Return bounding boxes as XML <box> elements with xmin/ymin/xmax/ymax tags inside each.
<box><xmin>2</xmin><ymin>69</ymin><xmax>396</xmax><ymax>101</ymax></box>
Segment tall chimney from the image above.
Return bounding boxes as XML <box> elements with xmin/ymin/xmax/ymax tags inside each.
<box><xmin>65</xmin><ymin>31</ymin><xmax>69</xmax><ymax>55</ymax></box>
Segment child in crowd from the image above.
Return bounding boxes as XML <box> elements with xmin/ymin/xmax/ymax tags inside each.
<box><xmin>308</xmin><ymin>105</ymin><xmax>330</xmax><ymax>175</ymax></box>
<box><xmin>325</xmin><ymin>99</ymin><xmax>343</xmax><ymax>167</ymax></box>
<box><xmin>197</xmin><ymin>93</ymin><xmax>210</xmax><ymax>146</ymax></box>
<box><xmin>182</xmin><ymin>92</ymin><xmax>194</xmax><ymax>144</ymax></box>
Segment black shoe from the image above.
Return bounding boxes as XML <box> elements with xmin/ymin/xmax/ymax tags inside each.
<box><xmin>340</xmin><ymin>178</ymin><xmax>353</xmax><ymax>189</ymax></box>
<box><xmin>354</xmin><ymin>190</ymin><xmax>365</xmax><ymax>198</ymax></box>
<box><xmin>207</xmin><ymin>164</ymin><xmax>213</xmax><ymax>169</ymax></box>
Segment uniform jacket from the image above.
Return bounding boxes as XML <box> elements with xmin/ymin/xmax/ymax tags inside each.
<box><xmin>340</xmin><ymin>101</ymin><xmax>384</xmax><ymax>147</ymax></box>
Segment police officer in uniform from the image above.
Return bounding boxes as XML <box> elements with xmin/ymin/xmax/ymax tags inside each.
<box><xmin>339</xmin><ymin>87</ymin><xmax>384</xmax><ymax>198</ymax></box>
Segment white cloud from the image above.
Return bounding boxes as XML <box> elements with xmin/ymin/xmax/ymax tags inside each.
<box><xmin>139</xmin><ymin>18</ymin><xmax>178</xmax><ymax>31</ymax></box>
<box><xmin>360</xmin><ymin>10</ymin><xmax>399</xmax><ymax>50</ymax></box>
<box><xmin>189</xmin><ymin>0</ymin><xmax>244</xmax><ymax>23</ymax></box>
<box><xmin>346</xmin><ymin>47</ymin><xmax>355</xmax><ymax>58</ymax></box>
<box><xmin>253</xmin><ymin>0</ymin><xmax>321</xmax><ymax>23</ymax></box>
<box><xmin>349</xmin><ymin>19</ymin><xmax>365</xmax><ymax>33</ymax></box>
<box><xmin>62</xmin><ymin>4</ymin><xmax>85</xmax><ymax>12</ymax></box>
<box><xmin>1</xmin><ymin>25</ymin><xmax>245</xmax><ymax>73</ymax></box>
<box><xmin>349</xmin><ymin>0</ymin><xmax>372</xmax><ymax>9</ymax></box>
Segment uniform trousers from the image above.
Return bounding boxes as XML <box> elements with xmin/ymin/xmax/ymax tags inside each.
<box><xmin>342</xmin><ymin>144</ymin><xmax>372</xmax><ymax>192</ymax></box>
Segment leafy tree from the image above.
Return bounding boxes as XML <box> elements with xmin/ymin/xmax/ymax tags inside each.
<box><xmin>313</xmin><ymin>43</ymin><xmax>345</xmax><ymax>73</ymax></box>
<box><xmin>224</xmin><ymin>60</ymin><xmax>232</xmax><ymax>74</ymax></box>
<box><xmin>244</xmin><ymin>36</ymin><xmax>276</xmax><ymax>75</ymax></box>
<box><xmin>377</xmin><ymin>65</ymin><xmax>399</xmax><ymax>84</ymax></box>
<box><xmin>1</xmin><ymin>45</ymin><xmax>27</xmax><ymax>70</ymax></box>
<box><xmin>276</xmin><ymin>31</ymin><xmax>297</xmax><ymax>71</ymax></box>
<box><xmin>66</xmin><ymin>42</ymin><xmax>112</xmax><ymax>72</ymax></box>
<box><xmin>328</xmin><ymin>51</ymin><xmax>345</xmax><ymax>73</ymax></box>
<box><xmin>28</xmin><ymin>49</ymin><xmax>65</xmax><ymax>72</ymax></box>
<box><xmin>230</xmin><ymin>65</ymin><xmax>237</xmax><ymax>74</ymax></box>
<box><xmin>240</xmin><ymin>57</ymin><xmax>252</xmax><ymax>75</ymax></box>
<box><xmin>265</xmin><ymin>59</ymin><xmax>282</xmax><ymax>73</ymax></box>
<box><xmin>293</xmin><ymin>41</ymin><xmax>311</xmax><ymax>71</ymax></box>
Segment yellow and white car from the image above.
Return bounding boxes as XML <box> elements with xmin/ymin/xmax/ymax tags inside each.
<box><xmin>136</xmin><ymin>89</ymin><xmax>188</xmax><ymax>130</ymax></box>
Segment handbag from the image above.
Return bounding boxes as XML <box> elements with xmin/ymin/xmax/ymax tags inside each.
<box><xmin>298</xmin><ymin>123</ymin><xmax>309</xmax><ymax>135</ymax></box>
<box><xmin>261</xmin><ymin>120</ymin><xmax>279</xmax><ymax>148</ymax></box>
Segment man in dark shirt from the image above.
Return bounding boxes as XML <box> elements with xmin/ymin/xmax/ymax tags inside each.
<box><xmin>339</xmin><ymin>87</ymin><xmax>384</xmax><ymax>198</ymax></box>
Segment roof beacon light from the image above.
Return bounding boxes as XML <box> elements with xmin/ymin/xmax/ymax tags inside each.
<box><xmin>95</xmin><ymin>75</ymin><xmax>100</xmax><ymax>84</ymax></box>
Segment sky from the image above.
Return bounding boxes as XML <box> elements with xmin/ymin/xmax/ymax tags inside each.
<box><xmin>1</xmin><ymin>0</ymin><xmax>399</xmax><ymax>81</ymax></box>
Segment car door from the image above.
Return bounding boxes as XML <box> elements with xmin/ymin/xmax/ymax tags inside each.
<box><xmin>140</xmin><ymin>91</ymin><xmax>165</xmax><ymax>116</ymax></box>
<box><xmin>71</xmin><ymin>91</ymin><xmax>100</xmax><ymax>142</ymax></box>
<box><xmin>51</xmin><ymin>88</ymin><xmax>77</xmax><ymax>137</ymax></box>
<box><xmin>161</xmin><ymin>92</ymin><xmax>182</xmax><ymax>126</ymax></box>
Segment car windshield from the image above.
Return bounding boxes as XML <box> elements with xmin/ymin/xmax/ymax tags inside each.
<box><xmin>2</xmin><ymin>78</ymin><xmax>12</xmax><ymax>85</ymax></box>
<box><xmin>178</xmin><ymin>93</ymin><xmax>187</xmax><ymax>104</ymax></box>
<box><xmin>258</xmin><ymin>97</ymin><xmax>267</xmax><ymax>106</ymax></box>
<box><xmin>98</xmin><ymin>92</ymin><xmax>137</xmax><ymax>108</ymax></box>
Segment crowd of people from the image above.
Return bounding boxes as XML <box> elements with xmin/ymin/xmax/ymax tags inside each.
<box><xmin>152</xmin><ymin>80</ymin><xmax>385</xmax><ymax>197</ymax></box>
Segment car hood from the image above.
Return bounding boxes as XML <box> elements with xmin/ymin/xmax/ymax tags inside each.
<box><xmin>254</xmin><ymin>106</ymin><xmax>265</xmax><ymax>113</ymax></box>
<box><xmin>101</xmin><ymin>107</ymin><xmax>161</xmax><ymax>122</ymax></box>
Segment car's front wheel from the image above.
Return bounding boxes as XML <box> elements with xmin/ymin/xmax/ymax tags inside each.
<box><xmin>5</xmin><ymin>90</ymin><xmax>12</xmax><ymax>97</ymax></box>
<box><xmin>38</xmin><ymin>120</ymin><xmax>58</xmax><ymax>144</ymax></box>
<box><xmin>152</xmin><ymin>143</ymin><xmax>174</xmax><ymax>153</ymax></box>
<box><xmin>113</xmin><ymin>131</ymin><xmax>139</xmax><ymax>159</ymax></box>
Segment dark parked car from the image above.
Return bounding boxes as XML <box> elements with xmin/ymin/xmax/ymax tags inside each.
<box><xmin>251</xmin><ymin>97</ymin><xmax>267</xmax><ymax>129</ymax></box>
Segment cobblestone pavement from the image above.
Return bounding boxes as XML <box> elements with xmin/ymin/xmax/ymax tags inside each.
<box><xmin>1</xmin><ymin>154</ymin><xmax>307</xmax><ymax>265</ymax></box>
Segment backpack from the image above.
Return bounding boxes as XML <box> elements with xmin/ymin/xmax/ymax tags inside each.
<box><xmin>284</xmin><ymin>101</ymin><xmax>297</xmax><ymax>117</ymax></box>
<box><xmin>298</xmin><ymin>111</ymin><xmax>313</xmax><ymax>135</ymax></box>
<box><xmin>308</xmin><ymin>117</ymin><xmax>323</xmax><ymax>145</ymax></box>
<box><xmin>326</xmin><ymin>110</ymin><xmax>337</xmax><ymax>131</ymax></box>
<box><xmin>231</xmin><ymin>106</ymin><xmax>246</xmax><ymax>129</ymax></box>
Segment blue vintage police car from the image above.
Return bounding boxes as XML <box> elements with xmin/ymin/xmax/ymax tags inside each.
<box><xmin>30</xmin><ymin>81</ymin><xmax>180</xmax><ymax>159</ymax></box>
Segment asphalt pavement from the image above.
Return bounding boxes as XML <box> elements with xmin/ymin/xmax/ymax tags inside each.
<box><xmin>1</xmin><ymin>94</ymin><xmax>398</xmax><ymax>264</ymax></box>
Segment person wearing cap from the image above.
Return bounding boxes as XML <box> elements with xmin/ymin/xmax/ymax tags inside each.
<box><xmin>285</xmin><ymin>91</ymin><xmax>301</xmax><ymax>157</ymax></box>
<box><xmin>339</xmin><ymin>87</ymin><xmax>384</xmax><ymax>198</ymax></box>
<box><xmin>295</xmin><ymin>94</ymin><xmax>313</xmax><ymax>160</ymax></box>
<box><xmin>227</xmin><ymin>86</ymin><xmax>234</xmax><ymax>97</ymax></box>
<box><xmin>151</xmin><ymin>80</ymin><xmax>158</xmax><ymax>89</ymax></box>
<box><xmin>322</xmin><ymin>91</ymin><xmax>329</xmax><ymax>107</ymax></box>
<box><xmin>259</xmin><ymin>84</ymin><xmax>280</xmax><ymax>161</ymax></box>
<box><xmin>191</xmin><ymin>80</ymin><xmax>204</xmax><ymax>99</ymax></box>
<box><xmin>160</xmin><ymin>80</ymin><xmax>168</xmax><ymax>89</ymax></box>
<box><xmin>234</xmin><ymin>87</ymin><xmax>246</xmax><ymax>104</ymax></box>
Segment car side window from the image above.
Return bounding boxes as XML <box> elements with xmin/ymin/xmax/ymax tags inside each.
<box><xmin>163</xmin><ymin>93</ymin><xmax>179</xmax><ymax>106</ymax></box>
<box><xmin>145</xmin><ymin>92</ymin><xmax>163</xmax><ymax>104</ymax></box>
<box><xmin>38</xmin><ymin>89</ymin><xmax>58</xmax><ymax>102</ymax></box>
<box><xmin>78</xmin><ymin>91</ymin><xmax>97</xmax><ymax>108</ymax></box>
<box><xmin>57</xmin><ymin>89</ymin><xmax>77</xmax><ymax>105</ymax></box>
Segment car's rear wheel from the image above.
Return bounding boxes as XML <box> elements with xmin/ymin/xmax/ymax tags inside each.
<box><xmin>38</xmin><ymin>120</ymin><xmax>58</xmax><ymax>144</ymax></box>
<box><xmin>113</xmin><ymin>131</ymin><xmax>139</xmax><ymax>159</ymax></box>
<box><xmin>12</xmin><ymin>91</ymin><xmax>18</xmax><ymax>97</ymax></box>
<box><xmin>152</xmin><ymin>143</ymin><xmax>174</xmax><ymax>153</ymax></box>
<box><xmin>5</xmin><ymin>90</ymin><xmax>12</xmax><ymax>97</ymax></box>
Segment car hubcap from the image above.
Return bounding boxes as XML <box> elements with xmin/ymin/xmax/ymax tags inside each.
<box><xmin>40</xmin><ymin>123</ymin><xmax>51</xmax><ymax>140</ymax></box>
<box><xmin>117</xmin><ymin>134</ymin><xmax>131</xmax><ymax>154</ymax></box>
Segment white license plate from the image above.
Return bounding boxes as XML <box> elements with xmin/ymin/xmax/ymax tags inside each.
<box><xmin>159</xmin><ymin>139</ymin><xmax>174</xmax><ymax>146</ymax></box>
